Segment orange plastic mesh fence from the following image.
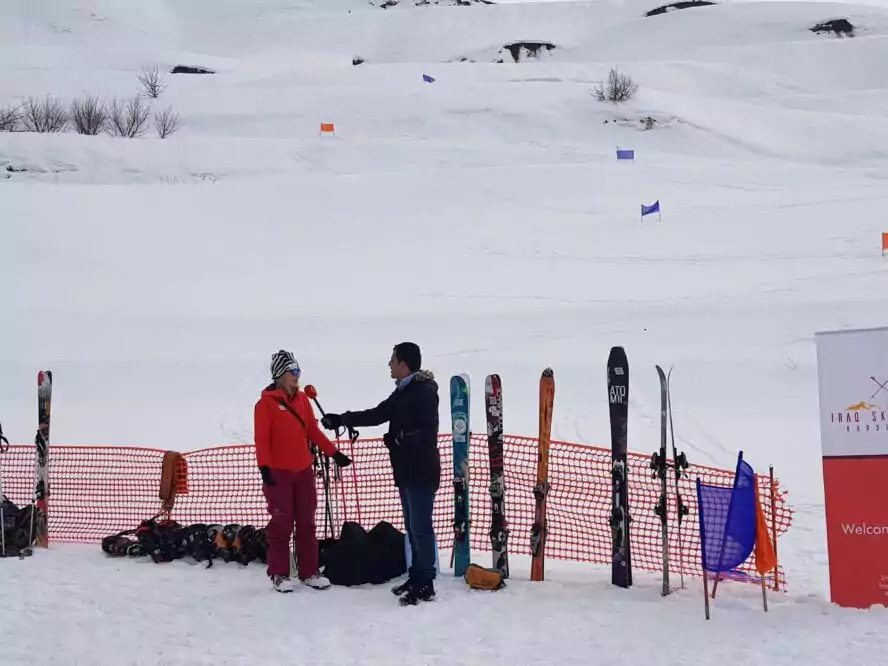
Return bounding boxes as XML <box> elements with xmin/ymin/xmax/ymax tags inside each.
<box><xmin>0</xmin><ymin>435</ymin><xmax>793</xmax><ymax>588</ymax></box>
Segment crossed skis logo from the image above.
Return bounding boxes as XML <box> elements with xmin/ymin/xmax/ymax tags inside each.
<box><xmin>830</xmin><ymin>376</ymin><xmax>888</xmax><ymax>432</ymax></box>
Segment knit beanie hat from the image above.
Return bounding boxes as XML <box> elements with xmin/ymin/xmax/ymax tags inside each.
<box><xmin>270</xmin><ymin>349</ymin><xmax>300</xmax><ymax>380</ymax></box>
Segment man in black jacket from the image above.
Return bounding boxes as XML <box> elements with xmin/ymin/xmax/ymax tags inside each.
<box><xmin>321</xmin><ymin>342</ymin><xmax>440</xmax><ymax>606</ymax></box>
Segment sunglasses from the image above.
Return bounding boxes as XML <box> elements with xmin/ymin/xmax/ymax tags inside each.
<box><xmin>288</xmin><ymin>368</ymin><xmax>301</xmax><ymax>378</ymax></box>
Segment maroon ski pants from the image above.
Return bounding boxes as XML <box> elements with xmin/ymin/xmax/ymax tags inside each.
<box><xmin>262</xmin><ymin>467</ymin><xmax>318</xmax><ymax>581</ymax></box>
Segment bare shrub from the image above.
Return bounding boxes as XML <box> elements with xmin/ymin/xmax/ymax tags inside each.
<box><xmin>70</xmin><ymin>95</ymin><xmax>109</xmax><ymax>135</ymax></box>
<box><xmin>154</xmin><ymin>107</ymin><xmax>180</xmax><ymax>139</ymax></box>
<box><xmin>21</xmin><ymin>96</ymin><xmax>69</xmax><ymax>132</ymax></box>
<box><xmin>0</xmin><ymin>104</ymin><xmax>20</xmax><ymax>131</ymax></box>
<box><xmin>109</xmin><ymin>96</ymin><xmax>150</xmax><ymax>138</ymax></box>
<box><xmin>593</xmin><ymin>67</ymin><xmax>638</xmax><ymax>103</ymax></box>
<box><xmin>138</xmin><ymin>65</ymin><xmax>166</xmax><ymax>99</ymax></box>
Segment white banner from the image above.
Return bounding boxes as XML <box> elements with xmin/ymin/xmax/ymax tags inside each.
<box><xmin>815</xmin><ymin>326</ymin><xmax>888</xmax><ymax>458</ymax></box>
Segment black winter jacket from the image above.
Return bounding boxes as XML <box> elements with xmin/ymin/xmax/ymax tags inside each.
<box><xmin>341</xmin><ymin>371</ymin><xmax>440</xmax><ymax>490</ymax></box>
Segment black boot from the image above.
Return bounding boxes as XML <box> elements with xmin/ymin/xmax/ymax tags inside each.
<box><xmin>391</xmin><ymin>579</ymin><xmax>413</xmax><ymax>596</ymax></box>
<box><xmin>399</xmin><ymin>580</ymin><xmax>435</xmax><ymax>606</ymax></box>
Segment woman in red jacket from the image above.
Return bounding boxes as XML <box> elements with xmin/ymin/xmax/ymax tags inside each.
<box><xmin>254</xmin><ymin>350</ymin><xmax>351</xmax><ymax>593</ymax></box>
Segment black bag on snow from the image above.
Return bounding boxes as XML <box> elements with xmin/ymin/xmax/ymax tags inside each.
<box><xmin>366</xmin><ymin>520</ymin><xmax>407</xmax><ymax>584</ymax></box>
<box><xmin>1</xmin><ymin>499</ymin><xmax>39</xmax><ymax>557</ymax></box>
<box><xmin>321</xmin><ymin>520</ymin><xmax>406</xmax><ymax>586</ymax></box>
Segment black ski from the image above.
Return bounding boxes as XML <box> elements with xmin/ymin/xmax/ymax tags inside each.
<box><xmin>652</xmin><ymin>365</ymin><xmax>670</xmax><ymax>596</ymax></box>
<box><xmin>667</xmin><ymin>368</ymin><xmax>689</xmax><ymax>589</ymax></box>
<box><xmin>485</xmin><ymin>374</ymin><xmax>509</xmax><ymax>577</ymax></box>
<box><xmin>607</xmin><ymin>347</ymin><xmax>632</xmax><ymax>588</ymax></box>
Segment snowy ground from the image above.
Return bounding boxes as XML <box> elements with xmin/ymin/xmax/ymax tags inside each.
<box><xmin>3</xmin><ymin>0</ymin><xmax>888</xmax><ymax>663</ymax></box>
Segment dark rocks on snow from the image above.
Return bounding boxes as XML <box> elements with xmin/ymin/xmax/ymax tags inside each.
<box><xmin>352</xmin><ymin>57</ymin><xmax>365</xmax><ymax>66</ymax></box>
<box><xmin>502</xmin><ymin>41</ymin><xmax>555</xmax><ymax>63</ymax></box>
<box><xmin>645</xmin><ymin>1</ymin><xmax>716</xmax><ymax>17</ymax></box>
<box><xmin>412</xmin><ymin>0</ymin><xmax>496</xmax><ymax>5</ymax></box>
<box><xmin>810</xmin><ymin>19</ymin><xmax>855</xmax><ymax>36</ymax></box>
<box><xmin>171</xmin><ymin>65</ymin><xmax>216</xmax><ymax>75</ymax></box>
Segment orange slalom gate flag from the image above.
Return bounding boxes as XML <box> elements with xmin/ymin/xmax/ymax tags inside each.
<box><xmin>754</xmin><ymin>483</ymin><xmax>777</xmax><ymax>574</ymax></box>
<box><xmin>320</xmin><ymin>122</ymin><xmax>335</xmax><ymax>133</ymax></box>
<box><xmin>882</xmin><ymin>232</ymin><xmax>888</xmax><ymax>255</ymax></box>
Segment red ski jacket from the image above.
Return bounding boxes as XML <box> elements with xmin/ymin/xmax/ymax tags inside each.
<box><xmin>254</xmin><ymin>385</ymin><xmax>338</xmax><ymax>473</ymax></box>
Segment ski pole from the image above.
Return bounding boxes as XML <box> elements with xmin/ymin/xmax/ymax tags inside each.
<box><xmin>304</xmin><ymin>384</ymin><xmax>342</xmax><ymax>533</ymax></box>
<box><xmin>0</xmin><ymin>422</ymin><xmax>8</xmax><ymax>557</ymax></box>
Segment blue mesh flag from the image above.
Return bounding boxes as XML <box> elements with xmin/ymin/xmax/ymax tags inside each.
<box><xmin>696</xmin><ymin>452</ymin><xmax>757</xmax><ymax>573</ymax></box>
<box><xmin>616</xmin><ymin>149</ymin><xmax>634</xmax><ymax>161</ymax></box>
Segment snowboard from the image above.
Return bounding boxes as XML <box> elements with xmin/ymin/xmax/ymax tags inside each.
<box><xmin>450</xmin><ymin>374</ymin><xmax>471</xmax><ymax>577</ymax></box>
<box><xmin>485</xmin><ymin>373</ymin><xmax>509</xmax><ymax>577</ymax></box>
<box><xmin>607</xmin><ymin>348</ymin><xmax>632</xmax><ymax>588</ymax></box>
<box><xmin>530</xmin><ymin>368</ymin><xmax>554</xmax><ymax>582</ymax></box>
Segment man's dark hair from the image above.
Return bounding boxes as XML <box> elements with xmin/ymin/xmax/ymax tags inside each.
<box><xmin>393</xmin><ymin>342</ymin><xmax>422</xmax><ymax>373</ymax></box>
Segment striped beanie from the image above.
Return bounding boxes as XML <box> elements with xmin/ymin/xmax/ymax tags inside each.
<box><xmin>270</xmin><ymin>350</ymin><xmax>300</xmax><ymax>380</ymax></box>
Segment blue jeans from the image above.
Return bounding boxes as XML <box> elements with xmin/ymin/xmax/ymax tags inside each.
<box><xmin>399</xmin><ymin>485</ymin><xmax>437</xmax><ymax>584</ymax></box>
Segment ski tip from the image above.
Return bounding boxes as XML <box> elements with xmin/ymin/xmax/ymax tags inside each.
<box><xmin>485</xmin><ymin>374</ymin><xmax>502</xmax><ymax>392</ymax></box>
<box><xmin>541</xmin><ymin>367</ymin><xmax>554</xmax><ymax>378</ymax></box>
<box><xmin>607</xmin><ymin>347</ymin><xmax>627</xmax><ymax>363</ymax></box>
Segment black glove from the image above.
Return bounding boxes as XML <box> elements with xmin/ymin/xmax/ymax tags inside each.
<box><xmin>333</xmin><ymin>451</ymin><xmax>352</xmax><ymax>468</ymax></box>
<box><xmin>322</xmin><ymin>413</ymin><xmax>343</xmax><ymax>430</ymax></box>
<box><xmin>259</xmin><ymin>466</ymin><xmax>275</xmax><ymax>486</ymax></box>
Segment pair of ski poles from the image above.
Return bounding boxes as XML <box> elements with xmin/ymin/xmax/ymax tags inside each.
<box><xmin>304</xmin><ymin>385</ymin><xmax>361</xmax><ymax>538</ymax></box>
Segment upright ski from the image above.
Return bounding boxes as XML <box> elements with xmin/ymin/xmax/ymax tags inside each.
<box><xmin>667</xmin><ymin>368</ymin><xmax>689</xmax><ymax>589</ymax></box>
<box><xmin>652</xmin><ymin>365</ymin><xmax>670</xmax><ymax>596</ymax></box>
<box><xmin>484</xmin><ymin>374</ymin><xmax>509</xmax><ymax>578</ymax></box>
<box><xmin>607</xmin><ymin>347</ymin><xmax>632</xmax><ymax>588</ymax></box>
<box><xmin>530</xmin><ymin>368</ymin><xmax>554</xmax><ymax>582</ymax></box>
<box><xmin>30</xmin><ymin>370</ymin><xmax>52</xmax><ymax>551</ymax></box>
<box><xmin>450</xmin><ymin>374</ymin><xmax>471</xmax><ymax>577</ymax></box>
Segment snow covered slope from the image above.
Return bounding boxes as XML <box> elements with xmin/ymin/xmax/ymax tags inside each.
<box><xmin>3</xmin><ymin>0</ymin><xmax>888</xmax><ymax>663</ymax></box>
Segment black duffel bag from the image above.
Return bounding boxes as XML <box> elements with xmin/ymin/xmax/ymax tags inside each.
<box><xmin>321</xmin><ymin>520</ymin><xmax>406</xmax><ymax>586</ymax></box>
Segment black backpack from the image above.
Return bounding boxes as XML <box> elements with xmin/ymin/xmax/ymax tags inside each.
<box><xmin>1</xmin><ymin>498</ymin><xmax>38</xmax><ymax>557</ymax></box>
<box><xmin>366</xmin><ymin>520</ymin><xmax>407</xmax><ymax>584</ymax></box>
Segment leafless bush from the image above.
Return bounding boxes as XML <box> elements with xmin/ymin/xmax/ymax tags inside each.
<box><xmin>21</xmin><ymin>96</ymin><xmax>69</xmax><ymax>132</ymax></box>
<box><xmin>70</xmin><ymin>95</ymin><xmax>108</xmax><ymax>135</ymax></box>
<box><xmin>0</xmin><ymin>104</ymin><xmax>20</xmax><ymax>131</ymax></box>
<box><xmin>593</xmin><ymin>68</ymin><xmax>638</xmax><ymax>103</ymax></box>
<box><xmin>109</xmin><ymin>96</ymin><xmax>150</xmax><ymax>138</ymax></box>
<box><xmin>138</xmin><ymin>65</ymin><xmax>166</xmax><ymax>99</ymax></box>
<box><xmin>154</xmin><ymin>107</ymin><xmax>180</xmax><ymax>139</ymax></box>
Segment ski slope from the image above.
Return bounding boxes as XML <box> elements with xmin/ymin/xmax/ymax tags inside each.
<box><xmin>3</xmin><ymin>0</ymin><xmax>888</xmax><ymax>663</ymax></box>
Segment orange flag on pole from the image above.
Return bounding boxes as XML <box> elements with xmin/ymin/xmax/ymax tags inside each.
<box><xmin>754</xmin><ymin>481</ymin><xmax>777</xmax><ymax>575</ymax></box>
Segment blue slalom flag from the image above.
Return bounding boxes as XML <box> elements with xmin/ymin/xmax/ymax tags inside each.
<box><xmin>616</xmin><ymin>149</ymin><xmax>634</xmax><ymax>161</ymax></box>
<box><xmin>423</xmin><ymin>74</ymin><xmax>436</xmax><ymax>83</ymax></box>
<box><xmin>641</xmin><ymin>200</ymin><xmax>660</xmax><ymax>217</ymax></box>
<box><xmin>696</xmin><ymin>452</ymin><xmax>758</xmax><ymax>573</ymax></box>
